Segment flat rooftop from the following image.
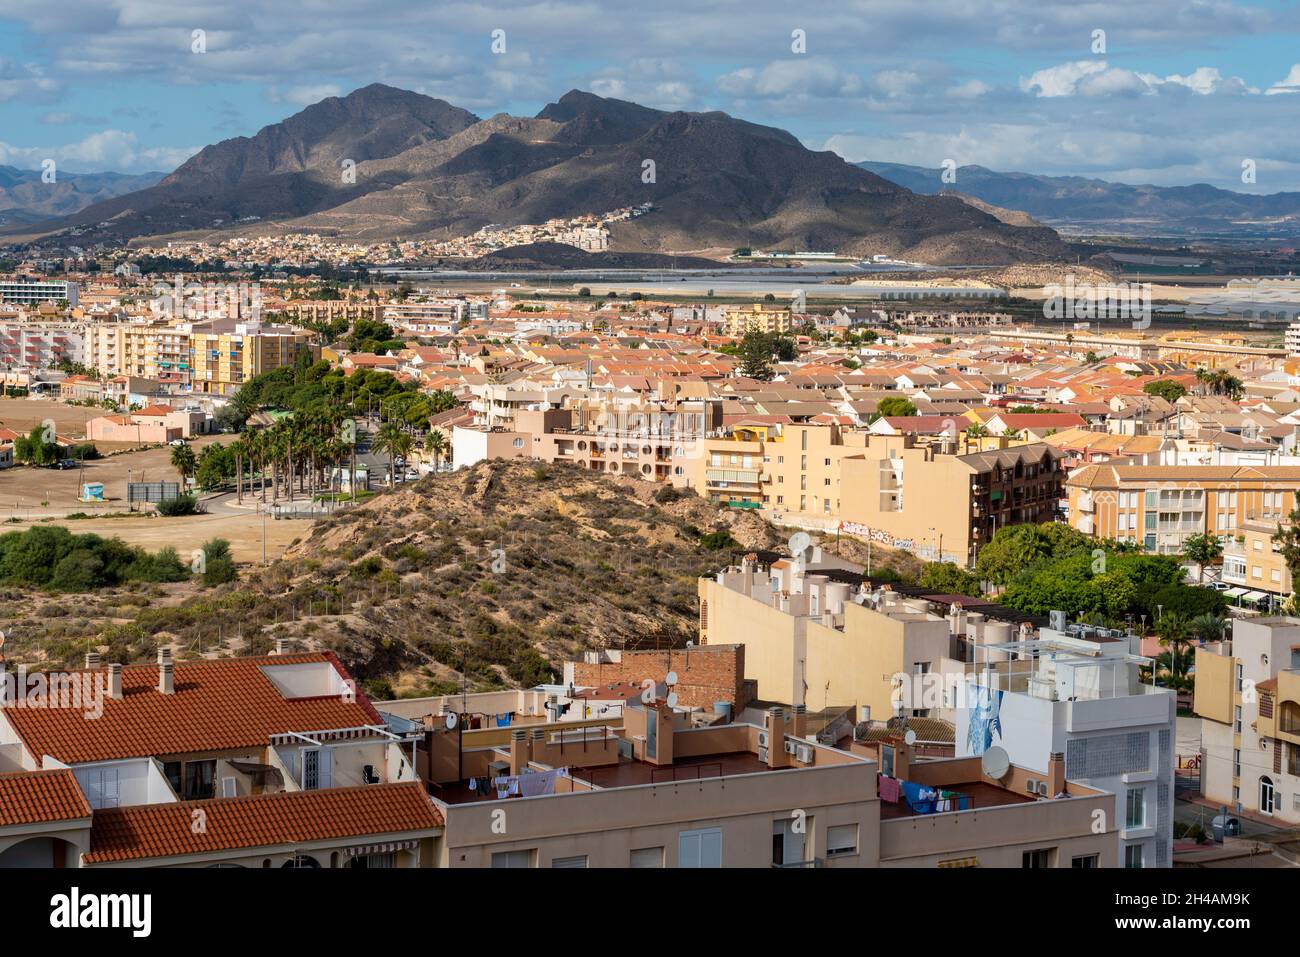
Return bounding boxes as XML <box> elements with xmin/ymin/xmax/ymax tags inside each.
<box><xmin>879</xmin><ymin>780</ymin><xmax>1037</xmax><ymax>820</ymax></box>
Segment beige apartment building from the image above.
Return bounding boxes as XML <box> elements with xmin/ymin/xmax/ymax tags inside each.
<box><xmin>699</xmin><ymin>554</ymin><xmax>953</xmax><ymax>717</ymax></box>
<box><xmin>724</xmin><ymin>303</ymin><xmax>793</xmax><ymax>337</ymax></box>
<box><xmin>85</xmin><ymin>319</ymin><xmax>314</xmax><ymax>395</ymax></box>
<box><xmin>1067</xmin><ymin>463</ymin><xmax>1300</xmax><ymax>555</ymax></box>
<box><xmin>1222</xmin><ymin>518</ymin><xmax>1292</xmax><ymax>605</ymax></box>
<box><xmin>404</xmin><ymin>696</ymin><xmax>1115</xmax><ymax>868</ymax></box>
<box><xmin>1196</xmin><ymin>617</ymin><xmax>1300</xmax><ymax>823</ymax></box>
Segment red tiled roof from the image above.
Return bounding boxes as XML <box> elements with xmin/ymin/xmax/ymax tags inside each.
<box><xmin>84</xmin><ymin>782</ymin><xmax>442</xmax><ymax>863</ymax></box>
<box><xmin>0</xmin><ymin>769</ymin><xmax>91</xmax><ymax>827</ymax></box>
<box><xmin>5</xmin><ymin>653</ymin><xmax>383</xmax><ymax>764</ymax></box>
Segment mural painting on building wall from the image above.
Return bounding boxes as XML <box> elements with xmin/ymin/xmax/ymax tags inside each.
<box><xmin>967</xmin><ymin>686</ymin><xmax>1003</xmax><ymax>756</ymax></box>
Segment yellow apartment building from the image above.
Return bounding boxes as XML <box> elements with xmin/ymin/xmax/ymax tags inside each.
<box><xmin>724</xmin><ymin>303</ymin><xmax>793</xmax><ymax>337</ymax></box>
<box><xmin>189</xmin><ymin>325</ymin><xmax>315</xmax><ymax>396</ymax></box>
<box><xmin>1067</xmin><ymin>464</ymin><xmax>1300</xmax><ymax>555</ymax></box>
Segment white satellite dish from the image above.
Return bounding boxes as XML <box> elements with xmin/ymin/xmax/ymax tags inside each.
<box><xmin>981</xmin><ymin>745</ymin><xmax>1010</xmax><ymax>781</ymax></box>
<box><xmin>788</xmin><ymin>531</ymin><xmax>812</xmax><ymax>557</ymax></box>
<box><xmin>666</xmin><ymin>692</ymin><xmax>679</xmax><ymax>709</ymax></box>
<box><xmin>665</xmin><ymin>671</ymin><xmax>679</xmax><ymax>686</ymax></box>
<box><xmin>444</xmin><ymin>712</ymin><xmax>458</xmax><ymax>730</ymax></box>
<box><xmin>903</xmin><ymin>729</ymin><xmax>917</xmax><ymax>746</ymax></box>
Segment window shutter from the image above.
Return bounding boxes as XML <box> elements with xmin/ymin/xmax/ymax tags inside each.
<box><xmin>319</xmin><ymin>749</ymin><xmax>333</xmax><ymax>789</ymax></box>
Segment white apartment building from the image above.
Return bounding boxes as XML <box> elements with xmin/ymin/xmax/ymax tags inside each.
<box><xmin>0</xmin><ymin>278</ymin><xmax>79</xmax><ymax>308</ymax></box>
<box><xmin>0</xmin><ymin>321</ymin><xmax>85</xmax><ymax>370</ymax></box>
<box><xmin>955</xmin><ymin>623</ymin><xmax>1176</xmax><ymax>869</ymax></box>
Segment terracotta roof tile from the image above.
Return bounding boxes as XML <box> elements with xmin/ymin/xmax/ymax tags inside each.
<box><xmin>84</xmin><ymin>782</ymin><xmax>441</xmax><ymax>864</ymax></box>
<box><xmin>5</xmin><ymin>653</ymin><xmax>383</xmax><ymax>764</ymax></box>
<box><xmin>0</xmin><ymin>769</ymin><xmax>91</xmax><ymax>827</ymax></box>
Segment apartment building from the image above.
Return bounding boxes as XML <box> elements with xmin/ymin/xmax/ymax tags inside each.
<box><xmin>1195</xmin><ymin>616</ymin><xmax>1300</xmax><ymax>824</ymax></box>
<box><xmin>278</xmin><ymin>300</ymin><xmax>382</xmax><ymax>326</ymax></box>
<box><xmin>407</xmin><ymin>698</ymin><xmax>1114</xmax><ymax>868</ymax></box>
<box><xmin>1067</xmin><ymin>463</ymin><xmax>1300</xmax><ymax>554</ymax></box>
<box><xmin>839</xmin><ymin>435</ymin><xmax>1064</xmax><ymax>564</ymax></box>
<box><xmin>698</xmin><ymin>553</ymin><xmax>952</xmax><ymax>716</ymax></box>
<box><xmin>723</xmin><ymin>303</ymin><xmax>793</xmax><ymax>337</ymax></box>
<box><xmin>0</xmin><ymin>320</ymin><xmax>85</xmax><ymax>370</ymax></box>
<box><xmin>85</xmin><ymin>319</ymin><xmax>315</xmax><ymax>395</ymax></box>
<box><xmin>453</xmin><ymin>400</ymin><xmax>722</xmax><ymax>483</ymax></box>
<box><xmin>1221</xmin><ymin>518</ymin><xmax>1291</xmax><ymax>606</ymax></box>
<box><xmin>188</xmin><ymin>321</ymin><xmax>316</xmax><ymax>396</ymax></box>
<box><xmin>955</xmin><ymin>625</ymin><xmax>1176</xmax><ymax>869</ymax></box>
<box><xmin>0</xmin><ymin>649</ymin><xmax>439</xmax><ymax>868</ymax></box>
<box><xmin>0</xmin><ymin>277</ymin><xmax>78</xmax><ymax>308</ymax></box>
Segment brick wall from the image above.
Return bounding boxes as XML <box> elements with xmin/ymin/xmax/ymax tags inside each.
<box><xmin>571</xmin><ymin>645</ymin><xmax>749</xmax><ymax>710</ymax></box>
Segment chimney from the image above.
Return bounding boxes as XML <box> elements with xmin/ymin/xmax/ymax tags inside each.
<box><xmin>1048</xmin><ymin>752</ymin><xmax>1067</xmax><ymax>797</ymax></box>
<box><xmin>509</xmin><ymin>729</ymin><xmax>528</xmax><ymax>776</ymax></box>
<box><xmin>274</xmin><ymin>638</ymin><xmax>290</xmax><ymax>656</ymax></box>
<box><xmin>158</xmin><ymin>661</ymin><xmax>174</xmax><ymax>695</ymax></box>
<box><xmin>766</xmin><ymin>707</ymin><xmax>789</xmax><ymax>769</ymax></box>
<box><xmin>791</xmin><ymin>703</ymin><xmax>807</xmax><ymax>740</ymax></box>
<box><xmin>892</xmin><ymin>735</ymin><xmax>911</xmax><ymax>781</ymax></box>
<box><xmin>84</xmin><ymin>651</ymin><xmax>101</xmax><ymax>669</ymax></box>
<box><xmin>107</xmin><ymin>663</ymin><xmax>122</xmax><ymax>700</ymax></box>
<box><xmin>530</xmin><ymin>728</ymin><xmax>546</xmax><ymax>762</ymax></box>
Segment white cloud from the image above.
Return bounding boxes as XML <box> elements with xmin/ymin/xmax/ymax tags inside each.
<box><xmin>268</xmin><ymin>84</ymin><xmax>342</xmax><ymax>107</ymax></box>
<box><xmin>1266</xmin><ymin>64</ymin><xmax>1300</xmax><ymax>95</ymax></box>
<box><xmin>0</xmin><ymin>130</ymin><xmax>198</xmax><ymax>173</ymax></box>
<box><xmin>718</xmin><ymin>60</ymin><xmax>864</xmax><ymax>99</ymax></box>
<box><xmin>1023</xmin><ymin>60</ymin><xmax>1255</xmax><ymax>97</ymax></box>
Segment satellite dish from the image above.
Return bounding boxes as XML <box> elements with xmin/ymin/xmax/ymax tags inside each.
<box><xmin>903</xmin><ymin>729</ymin><xmax>917</xmax><ymax>746</ymax></box>
<box><xmin>665</xmin><ymin>671</ymin><xmax>679</xmax><ymax>686</ymax></box>
<box><xmin>788</xmin><ymin>531</ymin><xmax>812</xmax><ymax>558</ymax></box>
<box><xmin>666</xmin><ymin>692</ymin><xmax>679</xmax><ymax>709</ymax></box>
<box><xmin>444</xmin><ymin>712</ymin><xmax>458</xmax><ymax>730</ymax></box>
<box><xmin>981</xmin><ymin>745</ymin><xmax>1010</xmax><ymax>781</ymax></box>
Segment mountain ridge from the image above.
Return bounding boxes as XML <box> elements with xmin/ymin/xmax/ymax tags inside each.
<box><xmin>4</xmin><ymin>84</ymin><xmax>1069</xmax><ymax>265</ymax></box>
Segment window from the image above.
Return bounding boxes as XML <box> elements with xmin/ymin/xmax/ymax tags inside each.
<box><xmin>81</xmin><ymin>766</ymin><xmax>121</xmax><ymax>809</ymax></box>
<box><xmin>826</xmin><ymin>824</ymin><xmax>858</xmax><ymax>858</ymax></box>
<box><xmin>491</xmin><ymin>849</ymin><xmax>534</xmax><ymax>868</ymax></box>
<box><xmin>1234</xmin><ymin>749</ymin><xmax>1242</xmax><ymax>777</ymax></box>
<box><xmin>630</xmin><ymin>847</ymin><xmax>664</xmax><ymax>868</ymax></box>
<box><xmin>1235</xmin><ymin>706</ymin><xmax>1243</xmax><ymax>733</ymax></box>
<box><xmin>1071</xmin><ymin>854</ymin><xmax>1099</xmax><ymax>869</ymax></box>
<box><xmin>1236</xmin><ymin>664</ymin><xmax>1245</xmax><ymax>692</ymax></box>
<box><xmin>678</xmin><ymin>827</ymin><xmax>722</xmax><ymax>868</ymax></box>
<box><xmin>551</xmin><ymin>855</ymin><xmax>588</xmax><ymax>868</ymax></box>
<box><xmin>1021</xmin><ymin>848</ymin><xmax>1052</xmax><ymax>868</ymax></box>
<box><xmin>183</xmin><ymin>760</ymin><xmax>216</xmax><ymax>800</ymax></box>
<box><xmin>1125</xmin><ymin>788</ymin><xmax>1145</xmax><ymax>829</ymax></box>
<box><xmin>1125</xmin><ymin>844</ymin><xmax>1144</xmax><ymax>869</ymax></box>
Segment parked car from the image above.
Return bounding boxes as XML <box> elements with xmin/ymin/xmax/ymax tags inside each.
<box><xmin>54</xmin><ymin>458</ymin><xmax>76</xmax><ymax>470</ymax></box>
<box><xmin>168</xmin><ymin>438</ymin><xmax>187</xmax><ymax>447</ymax></box>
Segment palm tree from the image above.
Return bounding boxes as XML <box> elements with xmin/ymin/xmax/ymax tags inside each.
<box><xmin>1156</xmin><ymin>612</ymin><xmax>1192</xmax><ymax>687</ymax></box>
<box><xmin>230</xmin><ymin>437</ymin><xmax>247</xmax><ymax>505</ymax></box>
<box><xmin>373</xmin><ymin>421</ymin><xmax>406</xmax><ymax>487</ymax></box>
<box><xmin>170</xmin><ymin>444</ymin><xmax>197</xmax><ymax>490</ymax></box>
<box><xmin>425</xmin><ymin>428</ymin><xmax>447</xmax><ymax>471</ymax></box>
<box><xmin>1189</xmin><ymin>613</ymin><xmax>1226</xmax><ymax>647</ymax></box>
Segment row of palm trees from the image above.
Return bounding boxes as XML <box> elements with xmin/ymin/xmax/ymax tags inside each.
<box><xmin>172</xmin><ymin>407</ymin><xmax>451</xmax><ymax>505</ymax></box>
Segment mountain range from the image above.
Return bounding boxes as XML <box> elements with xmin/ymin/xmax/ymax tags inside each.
<box><xmin>857</xmin><ymin>161</ymin><xmax>1300</xmax><ymax>237</ymax></box>
<box><xmin>1</xmin><ymin>84</ymin><xmax>1069</xmax><ymax>265</ymax></box>
<box><xmin>0</xmin><ymin>166</ymin><xmax>164</xmax><ymax>228</ymax></box>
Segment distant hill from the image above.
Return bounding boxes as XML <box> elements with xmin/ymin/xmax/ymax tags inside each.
<box><xmin>857</xmin><ymin>161</ymin><xmax>1300</xmax><ymax>236</ymax></box>
<box><xmin>4</xmin><ymin>85</ymin><xmax>1071</xmax><ymax>266</ymax></box>
<box><xmin>0</xmin><ymin>166</ymin><xmax>164</xmax><ymax>227</ymax></box>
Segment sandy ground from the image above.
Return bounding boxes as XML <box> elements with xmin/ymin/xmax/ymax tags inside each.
<box><xmin>0</xmin><ymin>433</ymin><xmax>224</xmax><ymax>510</ymax></box>
<box><xmin>5</xmin><ymin>511</ymin><xmax>309</xmax><ymax>564</ymax></box>
<box><xmin>0</xmin><ymin>397</ymin><xmax>110</xmax><ymax>438</ymax></box>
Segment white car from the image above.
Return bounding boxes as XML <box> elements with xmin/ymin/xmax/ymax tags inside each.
<box><xmin>168</xmin><ymin>438</ymin><xmax>187</xmax><ymax>447</ymax></box>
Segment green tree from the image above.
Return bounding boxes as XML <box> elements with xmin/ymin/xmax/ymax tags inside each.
<box><xmin>737</xmin><ymin>330</ymin><xmax>775</xmax><ymax>381</ymax></box>
<box><xmin>918</xmin><ymin>562</ymin><xmax>982</xmax><ymax>597</ymax></box>
<box><xmin>1143</xmin><ymin>379</ymin><xmax>1187</xmax><ymax>402</ymax></box>
<box><xmin>875</xmin><ymin>396</ymin><xmax>918</xmax><ymax>419</ymax></box>
<box><xmin>1181</xmin><ymin>533</ymin><xmax>1223</xmax><ymax>583</ymax></box>
<box><xmin>170</xmin><ymin>443</ymin><xmax>197</xmax><ymax>488</ymax></box>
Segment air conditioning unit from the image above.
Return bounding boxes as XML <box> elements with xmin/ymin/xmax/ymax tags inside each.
<box><xmin>758</xmin><ymin>731</ymin><xmax>770</xmax><ymax>748</ymax></box>
<box><xmin>1037</xmin><ymin>781</ymin><xmax>1050</xmax><ymax>796</ymax></box>
<box><xmin>758</xmin><ymin>746</ymin><xmax>769</xmax><ymax>763</ymax></box>
<box><xmin>1026</xmin><ymin>778</ymin><xmax>1040</xmax><ymax>794</ymax></box>
<box><xmin>796</xmin><ymin>744</ymin><xmax>814</xmax><ymax>764</ymax></box>
<box><xmin>784</xmin><ymin>740</ymin><xmax>798</xmax><ymax>755</ymax></box>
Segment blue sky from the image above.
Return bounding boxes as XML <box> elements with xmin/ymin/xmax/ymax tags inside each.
<box><xmin>3</xmin><ymin>0</ymin><xmax>1300</xmax><ymax>190</ymax></box>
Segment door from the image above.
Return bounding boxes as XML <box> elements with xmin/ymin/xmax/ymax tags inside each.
<box><xmin>1260</xmin><ymin>776</ymin><xmax>1275</xmax><ymax>814</ymax></box>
